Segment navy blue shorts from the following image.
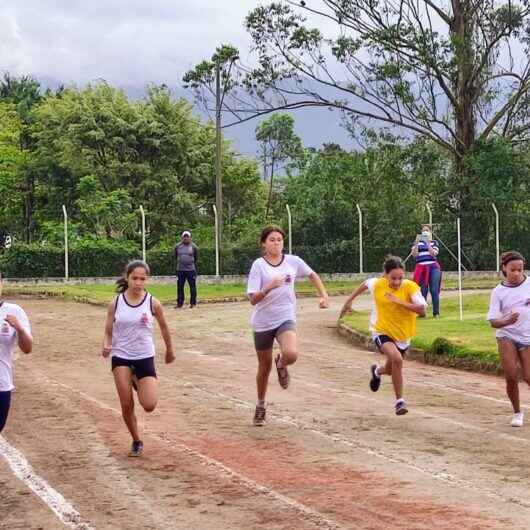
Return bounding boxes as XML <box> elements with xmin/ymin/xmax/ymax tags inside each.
<box><xmin>0</xmin><ymin>390</ymin><xmax>11</xmax><ymax>433</ymax></box>
<box><xmin>111</xmin><ymin>356</ymin><xmax>157</xmax><ymax>379</ymax></box>
<box><xmin>373</xmin><ymin>335</ymin><xmax>408</xmax><ymax>356</ymax></box>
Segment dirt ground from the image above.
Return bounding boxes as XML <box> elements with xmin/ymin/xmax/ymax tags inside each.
<box><xmin>1</xmin><ymin>294</ymin><xmax>530</xmax><ymax>530</ymax></box>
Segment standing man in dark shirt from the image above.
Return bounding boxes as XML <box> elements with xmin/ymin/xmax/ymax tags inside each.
<box><xmin>174</xmin><ymin>231</ymin><xmax>198</xmax><ymax>308</ymax></box>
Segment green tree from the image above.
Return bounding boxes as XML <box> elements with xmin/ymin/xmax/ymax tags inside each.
<box><xmin>29</xmin><ymin>82</ymin><xmax>265</xmax><ymax>246</ymax></box>
<box><xmin>255</xmin><ymin>113</ymin><xmax>303</xmax><ymax>218</ymax></box>
<box><xmin>0</xmin><ymin>103</ymin><xmax>26</xmax><ymax>236</ymax></box>
<box><xmin>0</xmin><ymin>73</ymin><xmax>42</xmax><ymax>241</ymax></box>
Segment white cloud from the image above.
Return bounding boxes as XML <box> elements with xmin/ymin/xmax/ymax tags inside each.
<box><xmin>0</xmin><ymin>0</ymin><xmax>263</xmax><ymax>86</ymax></box>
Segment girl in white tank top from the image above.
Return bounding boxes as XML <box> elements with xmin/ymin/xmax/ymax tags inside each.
<box><xmin>112</xmin><ymin>291</ymin><xmax>155</xmax><ymax>360</ymax></box>
<box><xmin>102</xmin><ymin>260</ymin><xmax>175</xmax><ymax>457</ymax></box>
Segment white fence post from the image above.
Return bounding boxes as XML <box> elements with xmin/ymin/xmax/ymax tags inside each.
<box><xmin>457</xmin><ymin>217</ymin><xmax>463</xmax><ymax>321</ymax></box>
<box><xmin>62</xmin><ymin>205</ymin><xmax>68</xmax><ymax>281</ymax></box>
<box><xmin>286</xmin><ymin>204</ymin><xmax>292</xmax><ymax>255</ymax></box>
<box><xmin>139</xmin><ymin>205</ymin><xmax>146</xmax><ymax>263</ymax></box>
<box><xmin>356</xmin><ymin>204</ymin><xmax>363</xmax><ymax>274</ymax></box>
<box><xmin>491</xmin><ymin>203</ymin><xmax>500</xmax><ymax>272</ymax></box>
<box><xmin>426</xmin><ymin>203</ymin><xmax>433</xmax><ymax>226</ymax></box>
<box><xmin>213</xmin><ymin>204</ymin><xmax>220</xmax><ymax>277</ymax></box>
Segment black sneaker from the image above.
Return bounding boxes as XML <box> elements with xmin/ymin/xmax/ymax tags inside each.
<box><xmin>253</xmin><ymin>405</ymin><xmax>266</xmax><ymax>426</ymax></box>
<box><xmin>369</xmin><ymin>364</ymin><xmax>381</xmax><ymax>392</ymax></box>
<box><xmin>129</xmin><ymin>440</ymin><xmax>143</xmax><ymax>457</ymax></box>
<box><xmin>395</xmin><ymin>400</ymin><xmax>408</xmax><ymax>416</ymax></box>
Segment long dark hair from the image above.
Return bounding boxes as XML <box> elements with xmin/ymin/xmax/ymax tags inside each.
<box><xmin>500</xmin><ymin>251</ymin><xmax>526</xmax><ymax>277</ymax></box>
<box><xmin>383</xmin><ymin>255</ymin><xmax>404</xmax><ymax>274</ymax></box>
<box><xmin>116</xmin><ymin>260</ymin><xmax>150</xmax><ymax>293</ymax></box>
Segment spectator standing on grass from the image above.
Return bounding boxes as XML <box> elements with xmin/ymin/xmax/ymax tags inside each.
<box><xmin>412</xmin><ymin>224</ymin><xmax>442</xmax><ymax>317</ymax></box>
<box><xmin>174</xmin><ymin>231</ymin><xmax>198</xmax><ymax>309</ymax></box>
<box><xmin>487</xmin><ymin>251</ymin><xmax>530</xmax><ymax>428</ymax></box>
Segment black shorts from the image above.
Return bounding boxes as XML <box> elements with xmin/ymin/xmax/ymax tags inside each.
<box><xmin>253</xmin><ymin>320</ymin><xmax>296</xmax><ymax>351</ymax></box>
<box><xmin>373</xmin><ymin>335</ymin><xmax>408</xmax><ymax>356</ymax></box>
<box><xmin>111</xmin><ymin>356</ymin><xmax>157</xmax><ymax>379</ymax></box>
<box><xmin>0</xmin><ymin>390</ymin><xmax>11</xmax><ymax>433</ymax></box>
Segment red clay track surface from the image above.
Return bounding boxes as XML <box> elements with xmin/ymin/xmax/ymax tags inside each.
<box><xmin>1</xmin><ymin>296</ymin><xmax>529</xmax><ymax>529</ymax></box>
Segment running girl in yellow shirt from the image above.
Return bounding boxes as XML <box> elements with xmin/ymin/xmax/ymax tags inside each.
<box><xmin>341</xmin><ymin>256</ymin><xmax>427</xmax><ymax>415</ymax></box>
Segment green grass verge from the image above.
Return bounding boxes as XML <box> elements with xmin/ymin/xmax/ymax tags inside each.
<box><xmin>341</xmin><ymin>294</ymin><xmax>500</xmax><ymax>371</ymax></box>
<box><xmin>3</xmin><ymin>276</ymin><xmax>500</xmax><ymax>307</ymax></box>
<box><xmin>2</xmin><ymin>280</ymin><xmax>361</xmax><ymax>305</ymax></box>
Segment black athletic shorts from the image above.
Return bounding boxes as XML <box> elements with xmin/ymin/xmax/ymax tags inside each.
<box><xmin>0</xmin><ymin>390</ymin><xmax>11</xmax><ymax>433</ymax></box>
<box><xmin>111</xmin><ymin>356</ymin><xmax>157</xmax><ymax>379</ymax></box>
<box><xmin>373</xmin><ymin>335</ymin><xmax>409</xmax><ymax>356</ymax></box>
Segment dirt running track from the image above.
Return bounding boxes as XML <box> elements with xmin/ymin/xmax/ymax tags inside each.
<box><xmin>1</xmin><ymin>295</ymin><xmax>530</xmax><ymax>530</ymax></box>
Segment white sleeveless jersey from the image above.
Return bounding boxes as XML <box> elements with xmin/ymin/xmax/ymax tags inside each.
<box><xmin>111</xmin><ymin>292</ymin><xmax>155</xmax><ymax>360</ymax></box>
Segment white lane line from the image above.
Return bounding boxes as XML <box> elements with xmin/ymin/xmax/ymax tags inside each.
<box><xmin>43</xmin><ymin>377</ymin><xmax>345</xmax><ymax>530</ymax></box>
<box><xmin>0</xmin><ymin>435</ymin><xmax>94</xmax><ymax>530</ymax></box>
<box><xmin>175</xmin><ymin>379</ymin><xmax>530</xmax><ymax>509</ymax></box>
<box><xmin>181</xmin><ymin>348</ymin><xmax>530</xmax><ymax>446</ymax></box>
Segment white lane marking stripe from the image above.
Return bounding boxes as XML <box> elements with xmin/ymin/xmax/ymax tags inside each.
<box><xmin>0</xmin><ymin>435</ymin><xmax>94</xmax><ymax>530</ymax></box>
<box><xmin>180</xmin><ymin>348</ymin><xmax>530</xmax><ymax>446</ymax></box>
<box><xmin>176</xmin><ymin>379</ymin><xmax>530</xmax><ymax>509</ymax></box>
<box><xmin>44</xmin><ymin>377</ymin><xmax>345</xmax><ymax>530</ymax></box>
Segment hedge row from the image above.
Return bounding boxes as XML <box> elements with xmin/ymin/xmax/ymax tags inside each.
<box><xmin>0</xmin><ymin>239</ymin><xmax>459</xmax><ymax>278</ymax></box>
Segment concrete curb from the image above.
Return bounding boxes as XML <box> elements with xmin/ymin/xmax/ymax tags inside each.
<box><xmin>336</xmin><ymin>322</ymin><xmax>502</xmax><ymax>376</ymax></box>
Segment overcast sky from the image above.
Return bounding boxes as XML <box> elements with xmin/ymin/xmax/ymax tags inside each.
<box><xmin>0</xmin><ymin>0</ymin><xmax>265</xmax><ymax>86</ymax></box>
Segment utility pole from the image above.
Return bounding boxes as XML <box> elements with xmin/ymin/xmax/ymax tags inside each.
<box><xmin>215</xmin><ymin>60</ymin><xmax>223</xmax><ymax>254</ymax></box>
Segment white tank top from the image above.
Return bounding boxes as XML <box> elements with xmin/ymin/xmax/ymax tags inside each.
<box><xmin>111</xmin><ymin>292</ymin><xmax>155</xmax><ymax>360</ymax></box>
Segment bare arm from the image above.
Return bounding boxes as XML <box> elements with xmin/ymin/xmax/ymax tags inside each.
<box><xmin>248</xmin><ymin>275</ymin><xmax>285</xmax><ymax>306</ymax></box>
<box><xmin>153</xmin><ymin>298</ymin><xmax>175</xmax><ymax>363</ymax></box>
<box><xmin>385</xmin><ymin>293</ymin><xmax>426</xmax><ymax>316</ymax></box>
<box><xmin>411</xmin><ymin>235</ymin><xmax>420</xmax><ymax>257</ymax></box>
<box><xmin>102</xmin><ymin>298</ymin><xmax>116</xmax><ymax>357</ymax></box>
<box><xmin>489</xmin><ymin>313</ymin><xmax>519</xmax><ymax>329</ymax></box>
<box><xmin>5</xmin><ymin>315</ymin><xmax>33</xmax><ymax>354</ymax></box>
<box><xmin>308</xmin><ymin>272</ymin><xmax>329</xmax><ymax>308</ymax></box>
<box><xmin>426</xmin><ymin>240</ymin><xmax>438</xmax><ymax>257</ymax></box>
<box><xmin>340</xmin><ymin>282</ymin><xmax>369</xmax><ymax>318</ymax></box>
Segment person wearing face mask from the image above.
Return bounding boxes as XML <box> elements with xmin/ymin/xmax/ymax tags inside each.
<box><xmin>341</xmin><ymin>256</ymin><xmax>427</xmax><ymax>415</ymax></box>
<box><xmin>487</xmin><ymin>251</ymin><xmax>530</xmax><ymax>428</ymax></box>
<box><xmin>412</xmin><ymin>224</ymin><xmax>442</xmax><ymax>317</ymax></box>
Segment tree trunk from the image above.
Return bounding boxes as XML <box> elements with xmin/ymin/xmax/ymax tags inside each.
<box><xmin>24</xmin><ymin>174</ymin><xmax>34</xmax><ymax>243</ymax></box>
<box><xmin>450</xmin><ymin>0</ymin><xmax>477</xmax><ymax>208</ymax></box>
<box><xmin>265</xmin><ymin>158</ymin><xmax>275</xmax><ymax>219</ymax></box>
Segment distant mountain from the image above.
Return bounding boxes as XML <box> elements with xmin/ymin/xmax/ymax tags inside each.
<box><xmin>37</xmin><ymin>77</ymin><xmax>355</xmax><ymax>158</ymax></box>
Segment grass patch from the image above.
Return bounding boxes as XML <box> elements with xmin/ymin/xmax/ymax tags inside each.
<box><xmin>341</xmin><ymin>293</ymin><xmax>500</xmax><ymax>370</ymax></box>
<box><xmin>2</xmin><ymin>280</ymin><xmax>361</xmax><ymax>305</ymax></box>
<box><xmin>3</xmin><ymin>276</ymin><xmax>500</xmax><ymax>306</ymax></box>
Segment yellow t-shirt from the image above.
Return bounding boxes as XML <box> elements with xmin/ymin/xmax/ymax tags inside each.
<box><xmin>368</xmin><ymin>277</ymin><xmax>424</xmax><ymax>342</ymax></box>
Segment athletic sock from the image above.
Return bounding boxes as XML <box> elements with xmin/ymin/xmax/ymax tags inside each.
<box><xmin>395</xmin><ymin>398</ymin><xmax>405</xmax><ymax>406</ymax></box>
<box><xmin>276</xmin><ymin>355</ymin><xmax>284</xmax><ymax>368</ymax></box>
<box><xmin>374</xmin><ymin>366</ymin><xmax>381</xmax><ymax>378</ymax></box>
<box><xmin>257</xmin><ymin>399</ymin><xmax>266</xmax><ymax>408</ymax></box>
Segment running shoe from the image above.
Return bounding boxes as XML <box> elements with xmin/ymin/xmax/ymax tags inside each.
<box><xmin>275</xmin><ymin>354</ymin><xmax>290</xmax><ymax>389</ymax></box>
<box><xmin>511</xmin><ymin>412</ymin><xmax>524</xmax><ymax>427</ymax></box>
<box><xmin>369</xmin><ymin>364</ymin><xmax>381</xmax><ymax>392</ymax></box>
<box><xmin>129</xmin><ymin>440</ymin><xmax>143</xmax><ymax>457</ymax></box>
<box><xmin>395</xmin><ymin>400</ymin><xmax>408</xmax><ymax>416</ymax></box>
<box><xmin>253</xmin><ymin>405</ymin><xmax>266</xmax><ymax>426</ymax></box>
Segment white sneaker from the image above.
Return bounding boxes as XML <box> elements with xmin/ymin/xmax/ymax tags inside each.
<box><xmin>511</xmin><ymin>412</ymin><xmax>524</xmax><ymax>427</ymax></box>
